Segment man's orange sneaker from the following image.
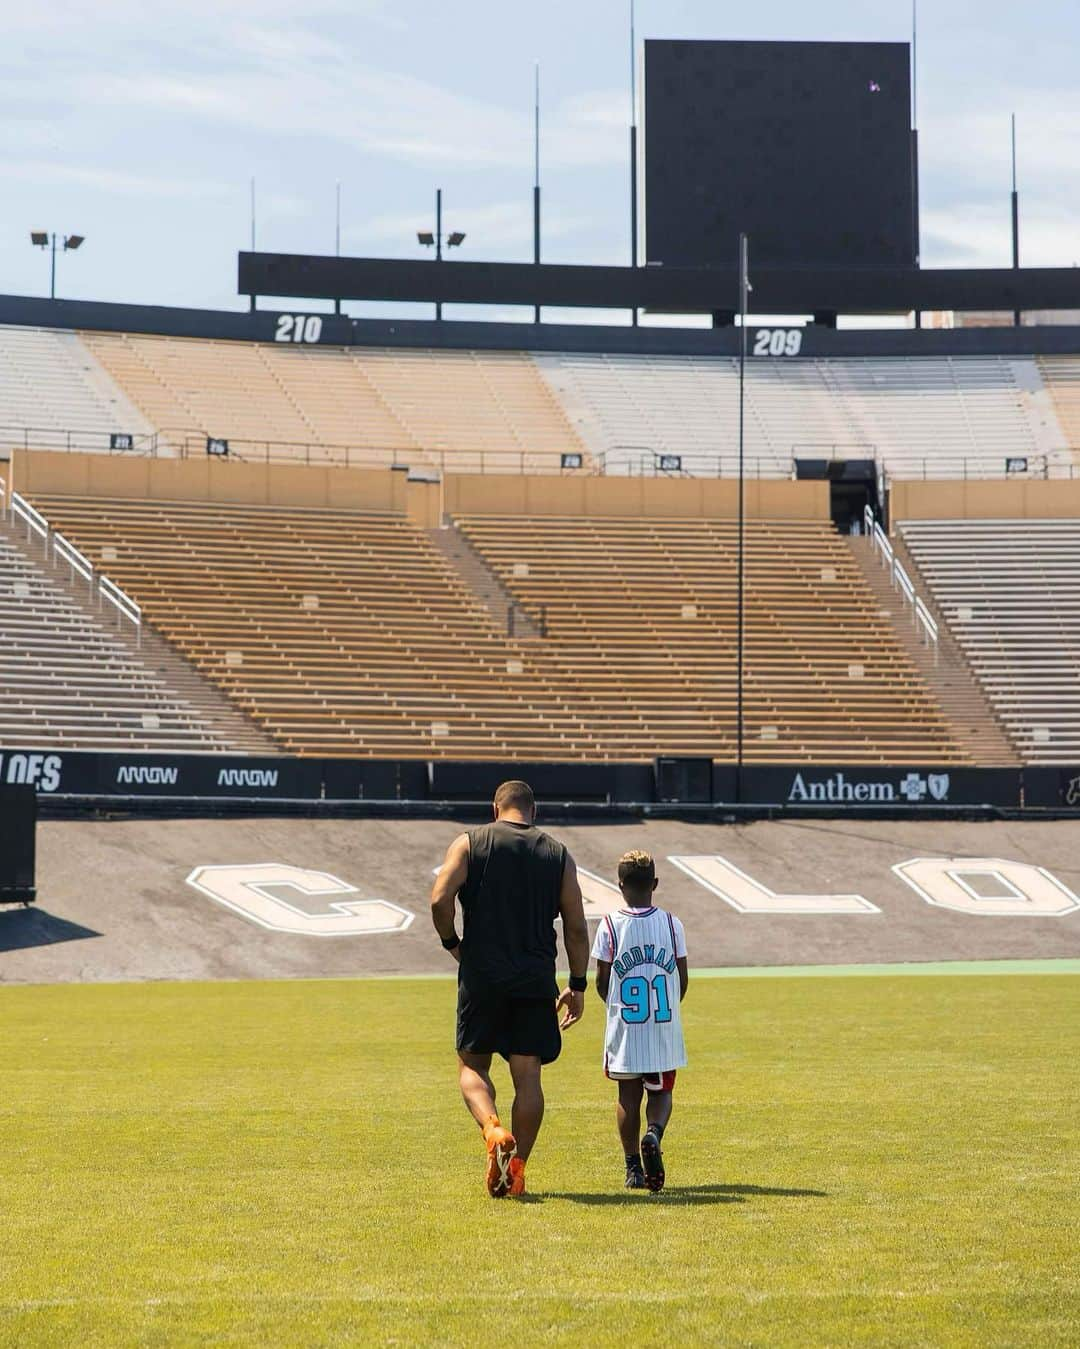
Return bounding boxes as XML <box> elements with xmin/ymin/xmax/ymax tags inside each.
<box><xmin>483</xmin><ymin>1121</ymin><xmax>517</xmax><ymax>1198</ymax></box>
<box><xmin>507</xmin><ymin>1157</ymin><xmax>527</xmax><ymax>1197</ymax></box>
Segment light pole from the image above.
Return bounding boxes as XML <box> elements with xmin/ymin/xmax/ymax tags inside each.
<box><xmin>417</xmin><ymin>189</ymin><xmax>466</xmax><ymax>320</ymax></box>
<box><xmin>736</xmin><ymin>232</ymin><xmax>750</xmax><ymax>801</ymax></box>
<box><xmin>31</xmin><ymin>232</ymin><xmax>84</xmax><ymax>300</ymax></box>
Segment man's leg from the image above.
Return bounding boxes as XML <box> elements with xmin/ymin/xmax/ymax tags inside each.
<box><xmin>507</xmin><ymin>1054</ymin><xmax>544</xmax><ymax>1163</ymax></box>
<box><xmin>459</xmin><ymin>1051</ymin><xmax>517</xmax><ymax>1198</ymax></box>
<box><xmin>458</xmin><ymin>1051</ymin><xmax>498</xmax><ymax>1127</ymax></box>
<box><xmin>616</xmin><ymin>1077</ymin><xmax>644</xmax><ymax>1156</ymax></box>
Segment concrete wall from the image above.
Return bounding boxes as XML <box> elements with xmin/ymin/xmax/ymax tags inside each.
<box><xmin>443</xmin><ymin>474</ymin><xmax>828</xmax><ymax>519</ymax></box>
<box><xmin>11</xmin><ymin>451</ymin><xmax>831</xmax><ymax>522</ymax></box>
<box><xmin>891</xmin><ymin>479</ymin><xmax>1080</xmax><ymax>523</ymax></box>
<box><xmin>12</xmin><ymin>451</ymin><xmax>407</xmax><ymax>513</ymax></box>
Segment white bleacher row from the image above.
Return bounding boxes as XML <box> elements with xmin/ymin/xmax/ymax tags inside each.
<box><xmin>534</xmin><ymin>352</ymin><xmax>1072</xmax><ymax>479</ymax></box>
<box><xmin>0</xmin><ymin>324</ymin><xmax>154</xmax><ymax>454</ymax></box>
<box><xmin>0</xmin><ymin>531</ymin><xmax>229</xmax><ymax>751</ymax></box>
<box><xmin>900</xmin><ymin>519</ymin><xmax>1080</xmax><ymax>762</ymax></box>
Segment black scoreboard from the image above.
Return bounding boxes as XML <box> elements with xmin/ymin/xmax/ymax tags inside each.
<box><xmin>643</xmin><ymin>39</ymin><xmax>916</xmax><ymax>270</ymax></box>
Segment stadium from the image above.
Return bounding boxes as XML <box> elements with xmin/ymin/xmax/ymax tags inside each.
<box><xmin>1</xmin><ymin>3</ymin><xmax>1078</xmax><ymax>1344</ymax></box>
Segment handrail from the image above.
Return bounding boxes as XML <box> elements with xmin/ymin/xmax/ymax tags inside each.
<box><xmin>4</xmin><ymin>489</ymin><xmax>143</xmax><ymax>644</ymax></box>
<box><xmin>0</xmin><ymin>472</ymin><xmax>6</xmax><ymax>520</ymax></box>
<box><xmin>11</xmin><ymin>491</ymin><xmax>48</xmax><ymax>545</ymax></box>
<box><xmin>99</xmin><ymin>575</ymin><xmax>142</xmax><ymax>644</ymax></box>
<box><xmin>914</xmin><ymin>596</ymin><xmax>939</xmax><ymax>645</ymax></box>
<box><xmin>53</xmin><ymin>529</ymin><xmax>95</xmax><ymax>590</ymax></box>
<box><xmin>864</xmin><ymin>505</ymin><xmax>938</xmax><ymax>653</ymax></box>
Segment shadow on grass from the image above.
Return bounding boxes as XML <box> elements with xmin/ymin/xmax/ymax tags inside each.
<box><xmin>536</xmin><ymin>1183</ymin><xmax>827</xmax><ymax>1206</ymax></box>
<box><xmin>0</xmin><ymin>907</ymin><xmax>102</xmax><ymax>952</ymax></box>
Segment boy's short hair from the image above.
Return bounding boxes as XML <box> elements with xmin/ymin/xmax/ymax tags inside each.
<box><xmin>618</xmin><ymin>849</ymin><xmax>656</xmax><ymax>889</ymax></box>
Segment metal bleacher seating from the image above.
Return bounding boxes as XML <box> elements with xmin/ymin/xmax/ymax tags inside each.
<box><xmin>27</xmin><ymin>496</ymin><xmax>598</xmax><ymax>760</ymax></box>
<box><xmin>77</xmin><ymin>332</ymin><xmax>585</xmax><ymax>472</ymax></box>
<box><xmin>454</xmin><ymin>513</ymin><xmax>967</xmax><ymax>764</ymax></box>
<box><xmin>0</xmin><ymin>527</ymin><xmax>228</xmax><ymax>751</ymax></box>
<box><xmin>30</xmin><ymin>495</ymin><xmax>965</xmax><ymax>763</ymax></box>
<box><xmin>534</xmin><ymin>351</ymin><xmax>1065</xmax><ymax>479</ymax></box>
<box><xmin>0</xmin><ymin>324</ymin><xmax>152</xmax><ymax>452</ymax></box>
<box><xmin>900</xmin><ymin>519</ymin><xmax>1080</xmax><ymax>763</ymax></box>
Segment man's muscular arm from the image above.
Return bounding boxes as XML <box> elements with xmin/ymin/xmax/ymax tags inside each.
<box><xmin>555</xmin><ymin>852</ymin><xmax>589</xmax><ymax>1029</ymax></box>
<box><xmin>431</xmin><ymin>833</ymin><xmax>469</xmax><ymax>962</ymax></box>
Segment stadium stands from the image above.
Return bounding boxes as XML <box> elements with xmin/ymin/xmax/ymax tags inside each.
<box><xmin>453</xmin><ymin>513</ymin><xmax>967</xmax><ymax>763</ymax></box>
<box><xmin>3</xmin><ymin>322</ymin><xmax>1070</xmax><ymax>481</ymax></box>
<box><xmin>0</xmin><ymin>324</ymin><xmax>153</xmax><ymax>453</ymax></box>
<box><xmin>900</xmin><ymin>518</ymin><xmax>1080</xmax><ymax>762</ymax></box>
<box><xmin>77</xmin><ymin>332</ymin><xmax>586</xmax><ymax>471</ymax></box>
<box><xmin>0</xmin><ymin>521</ymin><xmax>233</xmax><ymax>751</ymax></box>
<box><xmin>534</xmin><ymin>352</ymin><xmax>1067</xmax><ymax>478</ymax></box>
<box><xmin>27</xmin><ymin>495</ymin><xmax>599</xmax><ymax>759</ymax></box>
<box><xmin>1036</xmin><ymin>356</ymin><xmax>1080</xmax><ymax>451</ymax></box>
<box><xmin>28</xmin><ymin>492</ymin><xmax>967</xmax><ymax>763</ymax></box>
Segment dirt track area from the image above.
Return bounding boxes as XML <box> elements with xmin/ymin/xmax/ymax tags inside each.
<box><xmin>2</xmin><ymin>815</ymin><xmax>1079</xmax><ymax>984</ymax></box>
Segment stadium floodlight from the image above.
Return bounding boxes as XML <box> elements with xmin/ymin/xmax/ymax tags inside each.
<box><xmin>417</xmin><ymin>231</ymin><xmax>435</xmax><ymax>246</ymax></box>
<box><xmin>30</xmin><ymin>229</ymin><xmax>86</xmax><ymax>299</ymax></box>
<box><xmin>447</xmin><ymin>231</ymin><xmax>466</xmax><ymax>247</ymax></box>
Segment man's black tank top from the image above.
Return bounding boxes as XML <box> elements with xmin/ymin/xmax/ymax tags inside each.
<box><xmin>458</xmin><ymin>820</ymin><xmax>566</xmax><ymax>997</ymax></box>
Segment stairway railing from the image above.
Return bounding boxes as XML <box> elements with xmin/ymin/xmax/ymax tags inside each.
<box><xmin>864</xmin><ymin>505</ymin><xmax>938</xmax><ymax>655</ymax></box>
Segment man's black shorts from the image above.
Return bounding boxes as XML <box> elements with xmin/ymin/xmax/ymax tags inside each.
<box><xmin>456</xmin><ymin>983</ymin><xmax>562</xmax><ymax>1065</ymax></box>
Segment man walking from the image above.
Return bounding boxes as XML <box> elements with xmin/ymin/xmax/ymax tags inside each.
<box><xmin>431</xmin><ymin>779</ymin><xmax>590</xmax><ymax>1198</ymax></box>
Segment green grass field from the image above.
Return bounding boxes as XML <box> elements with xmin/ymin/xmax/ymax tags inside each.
<box><xmin>1</xmin><ymin>973</ymin><xmax>1077</xmax><ymax>1346</ymax></box>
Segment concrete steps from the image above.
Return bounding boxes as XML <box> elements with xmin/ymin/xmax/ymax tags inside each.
<box><xmin>848</xmin><ymin>534</ymin><xmax>1020</xmax><ymax>766</ymax></box>
<box><xmin>426</xmin><ymin>521</ymin><xmax>543</xmax><ymax>639</ymax></box>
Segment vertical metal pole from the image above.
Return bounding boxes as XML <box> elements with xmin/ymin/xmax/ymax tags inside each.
<box><xmin>249</xmin><ymin>178</ymin><xmax>257</xmax><ymax>311</ymax></box>
<box><xmin>50</xmin><ymin>234</ymin><xmax>57</xmax><ymax>301</ymax></box>
<box><xmin>736</xmin><ymin>233</ymin><xmax>748</xmax><ymax>799</ymax></box>
<box><xmin>534</xmin><ymin>62</ymin><xmax>542</xmax><ymax>324</ymax></box>
<box><xmin>629</xmin><ymin>0</ymin><xmax>639</xmax><ymax>326</ymax></box>
<box><xmin>334</xmin><ymin>182</ymin><xmax>342</xmax><ymax>315</ymax></box>
<box><xmin>435</xmin><ymin>187</ymin><xmax>443</xmax><ymax>321</ymax></box>
<box><xmin>911</xmin><ymin>0</ymin><xmax>921</xmax><ymax>326</ymax></box>
<box><xmin>1011</xmin><ymin>114</ymin><xmax>1021</xmax><ymax>327</ymax></box>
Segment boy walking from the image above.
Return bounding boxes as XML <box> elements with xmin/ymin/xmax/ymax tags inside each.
<box><xmin>592</xmin><ymin>850</ymin><xmax>688</xmax><ymax>1192</ymax></box>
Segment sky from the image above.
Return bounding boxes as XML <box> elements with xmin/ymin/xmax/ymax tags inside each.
<box><xmin>1</xmin><ymin>0</ymin><xmax>1078</xmax><ymax>318</ymax></box>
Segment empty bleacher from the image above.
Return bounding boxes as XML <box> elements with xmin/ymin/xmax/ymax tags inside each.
<box><xmin>0</xmin><ymin>524</ymin><xmax>231</xmax><ymax>751</ymax></box>
<box><xmin>27</xmin><ymin>496</ymin><xmax>600</xmax><ymax>760</ymax></box>
<box><xmin>28</xmin><ymin>493</ymin><xmax>966</xmax><ymax>763</ymax></box>
<box><xmin>0</xmin><ymin>324</ymin><xmax>153</xmax><ymax>454</ymax></box>
<box><xmin>454</xmin><ymin>513</ymin><xmax>967</xmax><ymax>763</ymax></box>
<box><xmin>535</xmin><ymin>352</ymin><xmax>1067</xmax><ymax>479</ymax></box>
<box><xmin>900</xmin><ymin>518</ymin><xmax>1080</xmax><ymax>762</ymax></box>
<box><xmin>77</xmin><ymin>332</ymin><xmax>585</xmax><ymax>471</ymax></box>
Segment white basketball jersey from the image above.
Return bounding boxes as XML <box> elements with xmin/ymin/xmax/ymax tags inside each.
<box><xmin>591</xmin><ymin>906</ymin><xmax>687</xmax><ymax>1075</ymax></box>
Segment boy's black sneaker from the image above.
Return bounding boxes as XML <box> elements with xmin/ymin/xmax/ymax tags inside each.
<box><xmin>641</xmin><ymin>1128</ymin><xmax>665</xmax><ymax>1193</ymax></box>
<box><xmin>625</xmin><ymin>1162</ymin><xmax>647</xmax><ymax>1189</ymax></box>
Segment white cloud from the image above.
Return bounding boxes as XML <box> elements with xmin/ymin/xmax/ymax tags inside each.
<box><xmin>0</xmin><ymin>159</ymin><xmax>232</xmax><ymax>199</ymax></box>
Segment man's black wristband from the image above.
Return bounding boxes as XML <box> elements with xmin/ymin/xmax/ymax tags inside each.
<box><xmin>441</xmin><ymin>935</ymin><xmax>461</xmax><ymax>951</ymax></box>
<box><xmin>568</xmin><ymin>974</ymin><xmax>588</xmax><ymax>993</ymax></box>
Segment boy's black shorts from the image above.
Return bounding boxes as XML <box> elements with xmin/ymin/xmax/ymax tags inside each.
<box><xmin>456</xmin><ymin>983</ymin><xmax>562</xmax><ymax>1065</ymax></box>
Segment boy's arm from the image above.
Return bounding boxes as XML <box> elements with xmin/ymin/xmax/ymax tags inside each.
<box><xmin>595</xmin><ymin>959</ymin><xmax>611</xmax><ymax>1001</ymax></box>
<box><xmin>676</xmin><ymin>956</ymin><xmax>689</xmax><ymax>1000</ymax></box>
